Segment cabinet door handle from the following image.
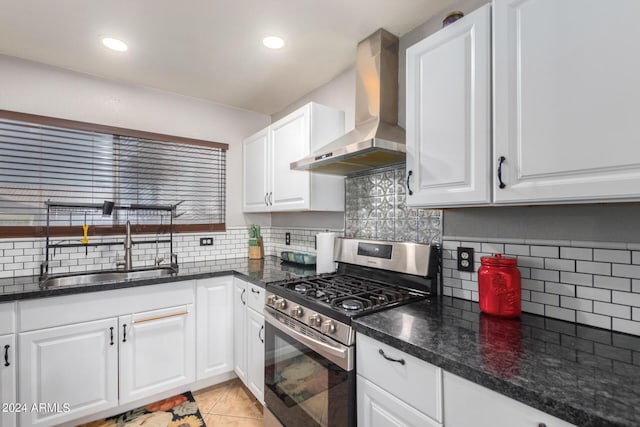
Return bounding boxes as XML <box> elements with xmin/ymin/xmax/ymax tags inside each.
<box><xmin>268</xmin><ymin>192</ymin><xmax>273</xmax><ymax>205</ymax></box>
<box><xmin>133</xmin><ymin>311</ymin><xmax>188</xmax><ymax>324</ymax></box>
<box><xmin>379</xmin><ymin>349</ymin><xmax>405</xmax><ymax>365</ymax></box>
<box><xmin>497</xmin><ymin>156</ymin><xmax>506</xmax><ymax>189</ymax></box>
<box><xmin>264</xmin><ymin>193</ymin><xmax>269</xmax><ymax>206</ymax></box>
<box><xmin>241</xmin><ymin>288</ymin><xmax>246</xmax><ymax>305</ymax></box>
<box><xmin>110</xmin><ymin>327</ymin><xmax>114</xmax><ymax>346</ymax></box>
<box><xmin>251</xmin><ymin>288</ymin><xmax>260</xmax><ymax>294</ymax></box>
<box><xmin>538</xmin><ymin>424</ymin><xmax>547</xmax><ymax>427</ymax></box>
<box><xmin>3</xmin><ymin>344</ymin><xmax>9</xmax><ymax>367</ymax></box>
<box><xmin>406</xmin><ymin>170</ymin><xmax>413</xmax><ymax>195</ymax></box>
<box><xmin>122</xmin><ymin>324</ymin><xmax>127</xmax><ymax>343</ymax></box>
<box><xmin>259</xmin><ymin>325</ymin><xmax>264</xmax><ymax>343</ymax></box>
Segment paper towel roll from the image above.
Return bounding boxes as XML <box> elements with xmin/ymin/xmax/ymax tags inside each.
<box><xmin>316</xmin><ymin>232</ymin><xmax>337</xmax><ymax>274</ymax></box>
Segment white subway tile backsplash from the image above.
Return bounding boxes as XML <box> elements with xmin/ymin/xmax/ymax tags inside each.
<box><xmin>531</xmin><ymin>291</ymin><xmax>559</xmax><ymax>306</ymax></box>
<box><xmin>612</xmin><ymin>318</ymin><xmax>640</xmax><ymax>335</ymax></box>
<box><xmin>576</xmin><ymin>261</ymin><xmax>611</xmax><ymax>276</ymax></box>
<box><xmin>577</xmin><ymin>286</ymin><xmax>611</xmax><ymax>302</ymax></box>
<box><xmin>594</xmin><ymin>275</ymin><xmax>631</xmax><ymax>292</ymax></box>
<box><xmin>594</xmin><ymin>302</ymin><xmax>631</xmax><ymax>319</ymax></box>
<box><xmin>577</xmin><ymin>312</ymin><xmax>611</xmax><ymax>330</ymax></box>
<box><xmin>634</xmin><ymin>307</ymin><xmax>640</xmax><ymax>321</ymax></box>
<box><xmin>613</xmin><ymin>263</ymin><xmax>640</xmax><ymax>280</ymax></box>
<box><xmin>544</xmin><ymin>258</ymin><xmax>575</xmax><ymax>272</ymax></box>
<box><xmin>561</xmin><ymin>296</ymin><xmax>593</xmax><ymax>312</ymax></box>
<box><xmin>594</xmin><ymin>249</ymin><xmax>631</xmax><ymax>264</ymax></box>
<box><xmin>522</xmin><ymin>279</ymin><xmax>545</xmax><ymax>292</ymax></box>
<box><xmin>522</xmin><ymin>301</ymin><xmax>545</xmax><ymax>315</ymax></box>
<box><xmin>530</xmin><ymin>245</ymin><xmax>559</xmax><ymax>258</ymax></box>
<box><xmin>531</xmin><ymin>268</ymin><xmax>560</xmax><ymax>282</ymax></box>
<box><xmin>505</xmin><ymin>244</ymin><xmax>529</xmax><ymax>256</ymax></box>
<box><xmin>612</xmin><ymin>291</ymin><xmax>640</xmax><ymax>307</ymax></box>
<box><xmin>560</xmin><ymin>247</ymin><xmax>593</xmax><ymax>261</ymax></box>
<box><xmin>481</xmin><ymin>243</ymin><xmax>504</xmax><ymax>254</ymax></box>
<box><xmin>633</xmin><ymin>251</ymin><xmax>640</xmax><ymax>265</ymax></box>
<box><xmin>451</xmin><ymin>288</ymin><xmax>471</xmax><ymax>300</ymax></box>
<box><xmin>545</xmin><ymin>282</ymin><xmax>575</xmax><ymax>297</ymax></box>
<box><xmin>545</xmin><ymin>306</ymin><xmax>576</xmax><ymax>322</ymax></box>
<box><xmin>515</xmin><ymin>256</ymin><xmax>544</xmax><ymax>269</ymax></box>
<box><xmin>560</xmin><ymin>271</ymin><xmax>593</xmax><ymax>287</ymax></box>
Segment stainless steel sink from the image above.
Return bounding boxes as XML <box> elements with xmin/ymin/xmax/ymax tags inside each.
<box><xmin>40</xmin><ymin>267</ymin><xmax>177</xmax><ymax>288</ymax></box>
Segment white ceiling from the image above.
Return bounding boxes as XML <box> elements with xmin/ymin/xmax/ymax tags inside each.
<box><xmin>0</xmin><ymin>0</ymin><xmax>452</xmax><ymax>115</ymax></box>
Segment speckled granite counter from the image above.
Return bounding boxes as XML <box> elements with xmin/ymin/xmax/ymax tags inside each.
<box><xmin>0</xmin><ymin>256</ymin><xmax>315</xmax><ymax>302</ymax></box>
<box><xmin>353</xmin><ymin>296</ymin><xmax>640</xmax><ymax>427</ymax></box>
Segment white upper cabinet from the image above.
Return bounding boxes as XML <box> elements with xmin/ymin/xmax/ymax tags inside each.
<box><xmin>493</xmin><ymin>0</ymin><xmax>640</xmax><ymax>204</ymax></box>
<box><xmin>243</xmin><ymin>128</ymin><xmax>270</xmax><ymax>212</ymax></box>
<box><xmin>406</xmin><ymin>4</ymin><xmax>491</xmax><ymax>207</ymax></box>
<box><xmin>243</xmin><ymin>102</ymin><xmax>346</xmax><ymax>212</ymax></box>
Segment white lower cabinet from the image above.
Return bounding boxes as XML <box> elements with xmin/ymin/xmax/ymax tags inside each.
<box><xmin>0</xmin><ymin>334</ymin><xmax>16</xmax><ymax>427</ymax></box>
<box><xmin>246</xmin><ymin>307</ymin><xmax>265</xmax><ymax>402</ymax></box>
<box><xmin>196</xmin><ymin>277</ymin><xmax>234</xmax><ymax>380</ymax></box>
<box><xmin>118</xmin><ymin>304</ymin><xmax>195</xmax><ymax>405</ymax></box>
<box><xmin>233</xmin><ymin>277</ymin><xmax>265</xmax><ymax>403</ymax></box>
<box><xmin>443</xmin><ymin>372</ymin><xmax>576</xmax><ymax>427</ymax></box>
<box><xmin>356</xmin><ymin>333</ymin><xmax>443</xmax><ymax>426</ymax></box>
<box><xmin>233</xmin><ymin>278</ymin><xmax>248</xmax><ymax>384</ymax></box>
<box><xmin>18</xmin><ymin>318</ymin><xmax>119</xmax><ymax>427</ymax></box>
<box><xmin>357</xmin><ymin>375</ymin><xmax>441</xmax><ymax>427</ymax></box>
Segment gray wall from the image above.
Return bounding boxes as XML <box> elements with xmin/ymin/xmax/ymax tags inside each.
<box><xmin>444</xmin><ymin>204</ymin><xmax>640</xmax><ymax>243</ymax></box>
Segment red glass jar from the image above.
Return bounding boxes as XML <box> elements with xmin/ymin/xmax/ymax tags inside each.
<box><xmin>478</xmin><ymin>254</ymin><xmax>521</xmax><ymax>317</ymax></box>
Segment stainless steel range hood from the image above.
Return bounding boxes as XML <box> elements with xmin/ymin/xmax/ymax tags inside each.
<box><xmin>290</xmin><ymin>29</ymin><xmax>406</xmax><ymax>175</ymax></box>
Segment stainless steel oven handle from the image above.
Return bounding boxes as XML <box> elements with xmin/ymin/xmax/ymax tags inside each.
<box><xmin>264</xmin><ymin>307</ymin><xmax>353</xmax><ymax>371</ymax></box>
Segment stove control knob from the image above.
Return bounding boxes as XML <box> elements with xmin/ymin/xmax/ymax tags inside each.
<box><xmin>266</xmin><ymin>295</ymin><xmax>277</xmax><ymax>306</ymax></box>
<box><xmin>290</xmin><ymin>306</ymin><xmax>303</xmax><ymax>318</ymax></box>
<box><xmin>277</xmin><ymin>299</ymin><xmax>287</xmax><ymax>310</ymax></box>
<box><xmin>309</xmin><ymin>314</ymin><xmax>322</xmax><ymax>327</ymax></box>
<box><xmin>321</xmin><ymin>320</ymin><xmax>337</xmax><ymax>334</ymax></box>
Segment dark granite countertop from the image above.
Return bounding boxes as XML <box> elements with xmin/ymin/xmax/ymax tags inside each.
<box><xmin>0</xmin><ymin>256</ymin><xmax>316</xmax><ymax>302</ymax></box>
<box><xmin>353</xmin><ymin>296</ymin><xmax>640</xmax><ymax>427</ymax></box>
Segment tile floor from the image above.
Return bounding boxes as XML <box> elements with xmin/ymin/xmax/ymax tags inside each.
<box><xmin>193</xmin><ymin>378</ymin><xmax>264</xmax><ymax>426</ymax></box>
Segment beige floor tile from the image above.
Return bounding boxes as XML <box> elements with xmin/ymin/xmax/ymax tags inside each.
<box><xmin>204</xmin><ymin>414</ymin><xmax>264</xmax><ymax>427</ymax></box>
<box><xmin>208</xmin><ymin>381</ymin><xmax>263</xmax><ymax>419</ymax></box>
<box><xmin>193</xmin><ymin>380</ymin><xmax>234</xmax><ymax>413</ymax></box>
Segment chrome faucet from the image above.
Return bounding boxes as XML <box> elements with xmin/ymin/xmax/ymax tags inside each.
<box><xmin>117</xmin><ymin>220</ymin><xmax>133</xmax><ymax>270</ymax></box>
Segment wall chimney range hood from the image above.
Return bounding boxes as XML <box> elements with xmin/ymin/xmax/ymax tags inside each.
<box><xmin>290</xmin><ymin>29</ymin><xmax>406</xmax><ymax>175</ymax></box>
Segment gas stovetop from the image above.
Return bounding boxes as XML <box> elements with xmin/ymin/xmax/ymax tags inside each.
<box><xmin>274</xmin><ymin>273</ymin><xmax>428</xmax><ymax>315</ymax></box>
<box><xmin>265</xmin><ymin>238</ymin><xmax>437</xmax><ymax>346</ymax></box>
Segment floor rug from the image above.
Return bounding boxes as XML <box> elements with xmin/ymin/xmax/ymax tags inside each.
<box><xmin>79</xmin><ymin>391</ymin><xmax>205</xmax><ymax>427</ymax></box>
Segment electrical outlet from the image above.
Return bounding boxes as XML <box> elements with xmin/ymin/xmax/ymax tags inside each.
<box><xmin>285</xmin><ymin>232</ymin><xmax>291</xmax><ymax>245</ymax></box>
<box><xmin>457</xmin><ymin>247</ymin><xmax>475</xmax><ymax>272</ymax></box>
<box><xmin>200</xmin><ymin>237</ymin><xmax>214</xmax><ymax>246</ymax></box>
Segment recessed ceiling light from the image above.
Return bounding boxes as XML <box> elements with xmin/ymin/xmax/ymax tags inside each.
<box><xmin>263</xmin><ymin>36</ymin><xmax>284</xmax><ymax>49</ymax></box>
<box><xmin>102</xmin><ymin>37</ymin><xmax>128</xmax><ymax>52</ymax></box>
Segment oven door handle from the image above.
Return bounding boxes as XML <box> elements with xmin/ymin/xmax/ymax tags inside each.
<box><xmin>264</xmin><ymin>307</ymin><xmax>353</xmax><ymax>371</ymax></box>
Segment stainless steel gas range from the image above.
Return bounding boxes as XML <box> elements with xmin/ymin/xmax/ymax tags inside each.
<box><xmin>263</xmin><ymin>238</ymin><xmax>438</xmax><ymax>427</ymax></box>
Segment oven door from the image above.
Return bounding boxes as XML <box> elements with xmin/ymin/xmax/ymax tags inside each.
<box><xmin>264</xmin><ymin>306</ymin><xmax>355</xmax><ymax>427</ymax></box>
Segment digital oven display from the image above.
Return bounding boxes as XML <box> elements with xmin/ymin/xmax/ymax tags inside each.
<box><xmin>357</xmin><ymin>242</ymin><xmax>393</xmax><ymax>259</ymax></box>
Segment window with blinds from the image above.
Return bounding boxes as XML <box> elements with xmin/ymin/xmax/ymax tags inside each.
<box><xmin>0</xmin><ymin>115</ymin><xmax>227</xmax><ymax>236</ymax></box>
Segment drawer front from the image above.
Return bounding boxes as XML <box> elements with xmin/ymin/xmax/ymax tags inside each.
<box><xmin>358</xmin><ymin>375</ymin><xmax>442</xmax><ymax>427</ymax></box>
<box><xmin>0</xmin><ymin>302</ymin><xmax>16</xmax><ymax>335</ymax></box>
<box><xmin>357</xmin><ymin>333</ymin><xmax>442</xmax><ymax>422</ymax></box>
<box><xmin>247</xmin><ymin>282</ymin><xmax>265</xmax><ymax>314</ymax></box>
